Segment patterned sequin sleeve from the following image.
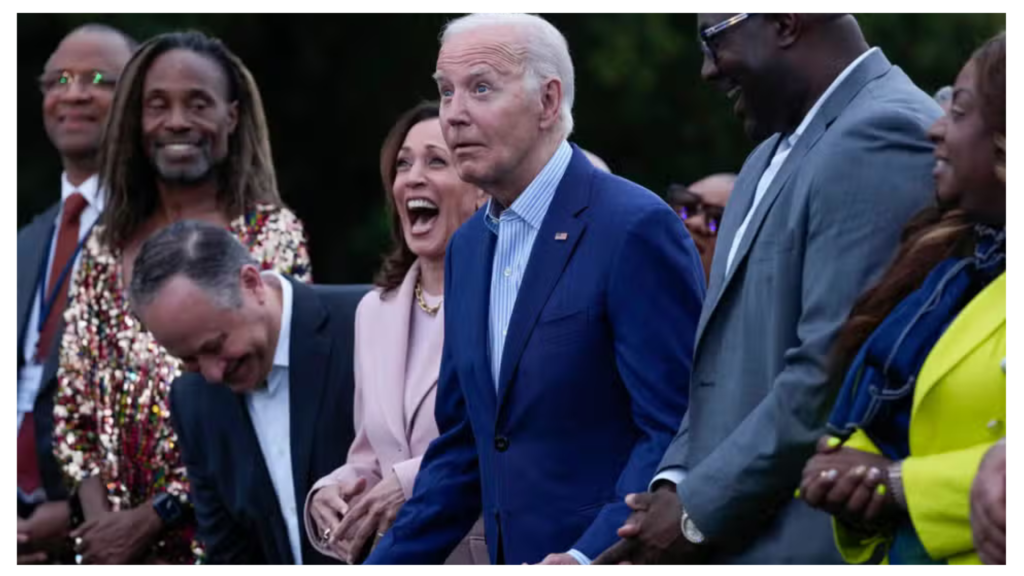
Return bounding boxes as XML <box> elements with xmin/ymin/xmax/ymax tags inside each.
<box><xmin>236</xmin><ymin>205</ymin><xmax>313</xmax><ymax>282</ymax></box>
<box><xmin>53</xmin><ymin>234</ymin><xmax>106</xmax><ymax>486</ymax></box>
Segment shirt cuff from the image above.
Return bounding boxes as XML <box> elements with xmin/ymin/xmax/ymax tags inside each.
<box><xmin>649</xmin><ymin>467</ymin><xmax>687</xmax><ymax>492</ymax></box>
<box><xmin>566</xmin><ymin>549</ymin><xmax>592</xmax><ymax>565</ymax></box>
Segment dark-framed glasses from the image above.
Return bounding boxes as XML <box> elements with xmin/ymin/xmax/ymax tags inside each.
<box><xmin>674</xmin><ymin>190</ymin><xmax>725</xmax><ymax>234</ymax></box>
<box><xmin>38</xmin><ymin>70</ymin><xmax>117</xmax><ymax>95</ymax></box>
<box><xmin>699</xmin><ymin>13</ymin><xmax>754</xmax><ymax>61</ymax></box>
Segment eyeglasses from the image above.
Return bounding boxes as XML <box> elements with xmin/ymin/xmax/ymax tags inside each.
<box><xmin>38</xmin><ymin>70</ymin><xmax>117</xmax><ymax>95</ymax></box>
<box><xmin>699</xmin><ymin>13</ymin><xmax>755</xmax><ymax>62</ymax></box>
<box><xmin>674</xmin><ymin>191</ymin><xmax>725</xmax><ymax>235</ymax></box>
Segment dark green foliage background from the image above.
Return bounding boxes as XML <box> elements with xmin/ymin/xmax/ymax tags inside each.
<box><xmin>18</xmin><ymin>13</ymin><xmax>1004</xmax><ymax>283</ymax></box>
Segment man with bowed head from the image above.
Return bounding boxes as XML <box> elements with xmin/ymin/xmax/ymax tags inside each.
<box><xmin>364</xmin><ymin>13</ymin><xmax>704</xmax><ymax>565</ymax></box>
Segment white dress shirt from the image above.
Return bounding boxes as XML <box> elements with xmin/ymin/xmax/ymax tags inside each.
<box><xmin>724</xmin><ymin>47</ymin><xmax>881</xmax><ymax>275</ymax></box>
<box><xmin>485</xmin><ymin>140</ymin><xmax>572</xmax><ymax>389</ymax></box>
<box><xmin>17</xmin><ymin>173</ymin><xmax>104</xmax><ymax>435</ymax></box>
<box><xmin>653</xmin><ymin>47</ymin><xmax>881</xmax><ymax>492</ymax></box>
<box><xmin>245</xmin><ymin>271</ymin><xmax>303</xmax><ymax>564</ymax></box>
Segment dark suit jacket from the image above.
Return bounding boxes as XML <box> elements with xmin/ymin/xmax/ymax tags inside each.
<box><xmin>17</xmin><ymin>202</ymin><xmax>68</xmax><ymax>503</ymax></box>
<box><xmin>169</xmin><ymin>279</ymin><xmax>367</xmax><ymax>564</ymax></box>
<box><xmin>367</xmin><ymin>144</ymin><xmax>706</xmax><ymax>564</ymax></box>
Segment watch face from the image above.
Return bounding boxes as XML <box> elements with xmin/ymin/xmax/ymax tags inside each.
<box><xmin>683</xmin><ymin>517</ymin><xmax>705</xmax><ymax>544</ymax></box>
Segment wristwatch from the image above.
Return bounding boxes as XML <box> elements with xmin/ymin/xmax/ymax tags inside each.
<box><xmin>152</xmin><ymin>492</ymin><xmax>185</xmax><ymax>527</ymax></box>
<box><xmin>680</xmin><ymin>507</ymin><xmax>705</xmax><ymax>545</ymax></box>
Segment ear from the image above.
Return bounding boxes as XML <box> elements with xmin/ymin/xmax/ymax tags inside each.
<box><xmin>537</xmin><ymin>77</ymin><xmax>563</xmax><ymax>131</ymax></box>
<box><xmin>239</xmin><ymin>264</ymin><xmax>264</xmax><ymax>301</ymax></box>
<box><xmin>771</xmin><ymin>14</ymin><xmax>802</xmax><ymax>49</ymax></box>
<box><xmin>226</xmin><ymin>100</ymin><xmax>239</xmax><ymax>135</ymax></box>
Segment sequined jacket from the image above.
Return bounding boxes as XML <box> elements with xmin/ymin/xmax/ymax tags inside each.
<box><xmin>53</xmin><ymin>204</ymin><xmax>312</xmax><ymax>564</ymax></box>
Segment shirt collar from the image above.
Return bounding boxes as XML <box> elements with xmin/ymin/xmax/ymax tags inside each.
<box><xmin>61</xmin><ymin>172</ymin><xmax>104</xmax><ymax>212</ymax></box>
<box><xmin>484</xmin><ymin>140</ymin><xmax>573</xmax><ymax>235</ymax></box>
<box><xmin>787</xmin><ymin>47</ymin><xmax>880</xmax><ymax>148</ymax></box>
<box><xmin>265</xmin><ymin>270</ymin><xmax>292</xmax><ymax>373</ymax></box>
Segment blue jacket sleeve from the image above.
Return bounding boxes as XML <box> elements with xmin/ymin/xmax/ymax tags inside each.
<box><xmin>571</xmin><ymin>205</ymin><xmax>705</xmax><ymax>558</ymax></box>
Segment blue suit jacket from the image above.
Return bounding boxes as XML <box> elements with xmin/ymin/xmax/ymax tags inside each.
<box><xmin>366</xmin><ymin>145</ymin><xmax>705</xmax><ymax>564</ymax></box>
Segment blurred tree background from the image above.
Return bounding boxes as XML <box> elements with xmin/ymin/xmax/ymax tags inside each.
<box><xmin>18</xmin><ymin>13</ymin><xmax>1004</xmax><ymax>284</ymax></box>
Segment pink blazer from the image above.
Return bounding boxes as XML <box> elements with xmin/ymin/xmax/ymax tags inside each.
<box><xmin>304</xmin><ymin>261</ymin><xmax>486</xmax><ymax>563</ymax></box>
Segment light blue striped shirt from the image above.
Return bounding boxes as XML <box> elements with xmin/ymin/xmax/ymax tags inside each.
<box><xmin>485</xmin><ymin>140</ymin><xmax>572</xmax><ymax>390</ymax></box>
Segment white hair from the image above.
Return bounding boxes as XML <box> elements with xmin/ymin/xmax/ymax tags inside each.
<box><xmin>442</xmin><ymin>13</ymin><xmax>575</xmax><ymax>138</ymax></box>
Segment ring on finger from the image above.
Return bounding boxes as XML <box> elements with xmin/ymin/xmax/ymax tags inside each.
<box><xmin>820</xmin><ymin>469</ymin><xmax>839</xmax><ymax>481</ymax></box>
<box><xmin>323</xmin><ymin>528</ymin><xmax>332</xmax><ymax>542</ymax></box>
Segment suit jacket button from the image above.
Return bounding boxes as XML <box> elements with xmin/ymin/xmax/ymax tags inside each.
<box><xmin>494</xmin><ymin>436</ymin><xmax>509</xmax><ymax>452</ymax></box>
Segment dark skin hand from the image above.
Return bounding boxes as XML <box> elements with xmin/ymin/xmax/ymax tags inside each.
<box><xmin>970</xmin><ymin>441</ymin><xmax>1005</xmax><ymax>565</ymax></box>
<box><xmin>799</xmin><ymin>436</ymin><xmax>898</xmax><ymax>529</ymax></box>
<box><xmin>594</xmin><ymin>484</ymin><xmax>704</xmax><ymax>565</ymax></box>
<box><xmin>70</xmin><ymin>504</ymin><xmax>163</xmax><ymax>564</ymax></box>
<box><xmin>70</xmin><ymin>476</ymin><xmax>164</xmax><ymax>564</ymax></box>
<box><xmin>17</xmin><ymin>501</ymin><xmax>70</xmax><ymax>564</ymax></box>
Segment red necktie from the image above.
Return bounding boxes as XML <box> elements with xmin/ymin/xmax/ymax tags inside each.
<box><xmin>18</xmin><ymin>192</ymin><xmax>89</xmax><ymax>498</ymax></box>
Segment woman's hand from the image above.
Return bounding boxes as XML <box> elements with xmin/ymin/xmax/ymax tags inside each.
<box><xmin>799</xmin><ymin>436</ymin><xmax>897</xmax><ymax>528</ymax></box>
<box><xmin>309</xmin><ymin>478</ymin><xmax>367</xmax><ymax>548</ymax></box>
<box><xmin>331</xmin><ymin>472</ymin><xmax>406</xmax><ymax>564</ymax></box>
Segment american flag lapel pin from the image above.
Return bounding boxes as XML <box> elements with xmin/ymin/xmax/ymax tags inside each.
<box><xmin>554</xmin><ymin>232</ymin><xmax>568</xmax><ymax>241</ymax></box>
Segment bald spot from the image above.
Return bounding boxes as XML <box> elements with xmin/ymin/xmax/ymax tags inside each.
<box><xmin>689</xmin><ymin>173</ymin><xmax>736</xmax><ymax>207</ymax></box>
<box><xmin>45</xmin><ymin>28</ymin><xmax>133</xmax><ymax>73</ymax></box>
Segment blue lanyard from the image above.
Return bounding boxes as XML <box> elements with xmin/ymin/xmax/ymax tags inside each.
<box><xmin>35</xmin><ymin>219</ymin><xmax>96</xmax><ymax>334</ymax></box>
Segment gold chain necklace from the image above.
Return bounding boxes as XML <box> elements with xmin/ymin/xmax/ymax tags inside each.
<box><xmin>415</xmin><ymin>277</ymin><xmax>442</xmax><ymax>316</ymax></box>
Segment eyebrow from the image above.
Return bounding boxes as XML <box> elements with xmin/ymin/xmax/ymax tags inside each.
<box><xmin>432</xmin><ymin>66</ymin><xmax>497</xmax><ymax>84</ymax></box>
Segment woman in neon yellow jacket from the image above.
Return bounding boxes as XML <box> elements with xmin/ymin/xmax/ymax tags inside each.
<box><xmin>797</xmin><ymin>32</ymin><xmax>1005</xmax><ymax>565</ymax></box>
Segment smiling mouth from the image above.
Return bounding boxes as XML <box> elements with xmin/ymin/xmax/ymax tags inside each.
<box><xmin>407</xmin><ymin>198</ymin><xmax>440</xmax><ymax>235</ymax></box>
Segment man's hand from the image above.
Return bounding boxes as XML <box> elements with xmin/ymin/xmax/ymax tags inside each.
<box><xmin>799</xmin><ymin>436</ymin><xmax>896</xmax><ymax>528</ymax></box>
<box><xmin>309</xmin><ymin>477</ymin><xmax>367</xmax><ymax>547</ymax></box>
<box><xmin>535</xmin><ymin>553</ymin><xmax>581</xmax><ymax>565</ymax></box>
<box><xmin>70</xmin><ymin>503</ymin><xmax>162</xmax><ymax>564</ymax></box>
<box><xmin>17</xmin><ymin>501</ymin><xmax>70</xmax><ymax>564</ymax></box>
<box><xmin>332</xmin><ymin>472</ymin><xmax>406</xmax><ymax>564</ymax></box>
<box><xmin>971</xmin><ymin>441</ymin><xmax>1005</xmax><ymax>565</ymax></box>
<box><xmin>594</xmin><ymin>484</ymin><xmax>701</xmax><ymax>564</ymax></box>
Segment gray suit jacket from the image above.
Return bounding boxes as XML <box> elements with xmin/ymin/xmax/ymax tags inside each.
<box><xmin>17</xmin><ymin>202</ymin><xmax>69</xmax><ymax>501</ymax></box>
<box><xmin>657</xmin><ymin>50</ymin><xmax>941</xmax><ymax>563</ymax></box>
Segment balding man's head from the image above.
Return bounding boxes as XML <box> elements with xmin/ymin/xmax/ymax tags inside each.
<box><xmin>688</xmin><ymin>173</ymin><xmax>736</xmax><ymax>207</ymax></box>
<box><xmin>41</xmin><ymin>24</ymin><xmax>135</xmax><ymax>171</ymax></box>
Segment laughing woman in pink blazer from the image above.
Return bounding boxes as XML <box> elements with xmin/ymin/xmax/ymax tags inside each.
<box><xmin>304</xmin><ymin>102</ymin><xmax>487</xmax><ymax>564</ymax></box>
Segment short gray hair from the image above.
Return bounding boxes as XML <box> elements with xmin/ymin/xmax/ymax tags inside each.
<box><xmin>129</xmin><ymin>220</ymin><xmax>256</xmax><ymax>311</ymax></box>
<box><xmin>442</xmin><ymin>13</ymin><xmax>575</xmax><ymax>138</ymax></box>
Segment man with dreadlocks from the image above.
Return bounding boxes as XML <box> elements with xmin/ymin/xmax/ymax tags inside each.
<box><xmin>17</xmin><ymin>24</ymin><xmax>135</xmax><ymax>565</ymax></box>
<box><xmin>52</xmin><ymin>30</ymin><xmax>312</xmax><ymax>564</ymax></box>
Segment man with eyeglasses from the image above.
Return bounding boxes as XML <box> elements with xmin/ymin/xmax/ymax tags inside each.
<box><xmin>597</xmin><ymin>13</ymin><xmax>940</xmax><ymax>564</ymax></box>
<box><xmin>666</xmin><ymin>174</ymin><xmax>736</xmax><ymax>282</ymax></box>
<box><xmin>17</xmin><ymin>24</ymin><xmax>135</xmax><ymax>564</ymax></box>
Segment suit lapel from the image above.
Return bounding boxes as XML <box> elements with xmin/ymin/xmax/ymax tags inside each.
<box><xmin>694</xmin><ymin>137</ymin><xmax>778</xmax><ymax>348</ymax></box>
<box><xmin>17</xmin><ymin>204</ymin><xmax>59</xmax><ymax>358</ymax></box>
<box><xmin>913</xmin><ymin>273</ymin><xmax>1006</xmax><ymax>415</ymax></box>
<box><xmin>373</xmin><ymin>263</ymin><xmax>418</xmax><ymax>444</ymax></box>
<box><xmin>496</xmin><ymin>148</ymin><xmax>591</xmax><ymax>409</ymax></box>
<box><xmin>467</xmin><ymin>216</ymin><xmax>499</xmax><ymax>416</ymax></box>
<box><xmin>695</xmin><ymin>50</ymin><xmax>894</xmax><ymax>352</ymax></box>
<box><xmin>287</xmin><ymin>279</ymin><xmax>332</xmax><ymax>538</ymax></box>
<box><xmin>232</xmin><ymin>390</ymin><xmax>294</xmax><ymax>563</ymax></box>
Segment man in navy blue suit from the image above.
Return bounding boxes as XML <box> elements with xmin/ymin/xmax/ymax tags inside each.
<box><xmin>364</xmin><ymin>13</ymin><xmax>705</xmax><ymax>565</ymax></box>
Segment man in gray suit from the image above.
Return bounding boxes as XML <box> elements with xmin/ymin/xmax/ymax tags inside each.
<box><xmin>17</xmin><ymin>25</ymin><xmax>134</xmax><ymax>564</ymax></box>
<box><xmin>596</xmin><ymin>14</ymin><xmax>940</xmax><ymax>564</ymax></box>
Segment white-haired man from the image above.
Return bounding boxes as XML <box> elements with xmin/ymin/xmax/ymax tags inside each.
<box><xmin>362</xmin><ymin>13</ymin><xmax>704</xmax><ymax>565</ymax></box>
